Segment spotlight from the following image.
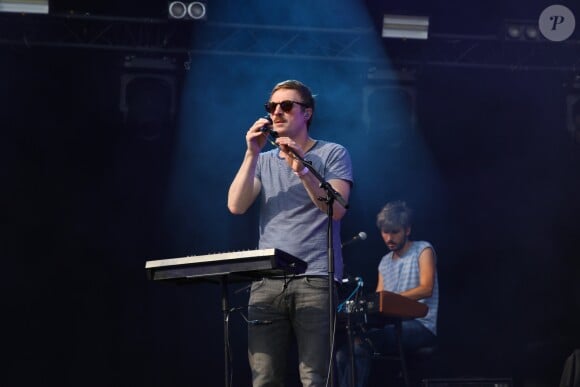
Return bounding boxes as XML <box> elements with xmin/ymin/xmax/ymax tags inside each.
<box><xmin>506</xmin><ymin>25</ymin><xmax>523</xmax><ymax>39</ymax></box>
<box><xmin>504</xmin><ymin>20</ymin><xmax>543</xmax><ymax>41</ymax></box>
<box><xmin>0</xmin><ymin>0</ymin><xmax>49</xmax><ymax>14</ymax></box>
<box><xmin>187</xmin><ymin>2</ymin><xmax>206</xmax><ymax>20</ymax></box>
<box><xmin>566</xmin><ymin>93</ymin><xmax>580</xmax><ymax>144</ymax></box>
<box><xmin>524</xmin><ymin>26</ymin><xmax>540</xmax><ymax>40</ymax></box>
<box><xmin>382</xmin><ymin>14</ymin><xmax>429</xmax><ymax>40</ymax></box>
<box><xmin>168</xmin><ymin>1</ymin><xmax>206</xmax><ymax>20</ymax></box>
<box><xmin>168</xmin><ymin>1</ymin><xmax>187</xmax><ymax>19</ymax></box>
<box><xmin>120</xmin><ymin>57</ymin><xmax>178</xmax><ymax>141</ymax></box>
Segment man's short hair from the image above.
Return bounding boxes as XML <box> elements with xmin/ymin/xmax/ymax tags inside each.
<box><xmin>376</xmin><ymin>201</ymin><xmax>413</xmax><ymax>231</ymax></box>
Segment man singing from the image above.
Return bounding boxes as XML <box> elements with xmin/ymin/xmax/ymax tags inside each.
<box><xmin>228</xmin><ymin>79</ymin><xmax>353</xmax><ymax>387</ymax></box>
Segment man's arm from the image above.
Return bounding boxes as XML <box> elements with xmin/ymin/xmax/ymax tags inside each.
<box><xmin>376</xmin><ymin>272</ymin><xmax>384</xmax><ymax>293</ymax></box>
<box><xmin>375</xmin><ymin>247</ymin><xmax>436</xmax><ymax>301</ymax></box>
<box><xmin>398</xmin><ymin>247</ymin><xmax>436</xmax><ymax>301</ymax></box>
<box><xmin>276</xmin><ymin>137</ymin><xmax>351</xmax><ymax>221</ymax></box>
<box><xmin>297</xmin><ymin>175</ymin><xmax>351</xmax><ymax>220</ymax></box>
<box><xmin>227</xmin><ymin>150</ymin><xmax>261</xmax><ymax>214</ymax></box>
<box><xmin>227</xmin><ymin>118</ymin><xmax>270</xmax><ymax>214</ymax></box>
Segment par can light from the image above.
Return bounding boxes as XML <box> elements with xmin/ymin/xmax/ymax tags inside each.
<box><xmin>168</xmin><ymin>2</ymin><xmax>187</xmax><ymax>19</ymax></box>
<box><xmin>188</xmin><ymin>2</ymin><xmax>206</xmax><ymax>20</ymax></box>
<box><xmin>168</xmin><ymin>1</ymin><xmax>206</xmax><ymax>20</ymax></box>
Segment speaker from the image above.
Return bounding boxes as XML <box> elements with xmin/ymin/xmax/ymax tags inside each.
<box><xmin>422</xmin><ymin>378</ymin><xmax>513</xmax><ymax>387</ymax></box>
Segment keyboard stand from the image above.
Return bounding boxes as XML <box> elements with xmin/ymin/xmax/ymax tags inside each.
<box><xmin>145</xmin><ymin>249</ymin><xmax>307</xmax><ymax>387</ymax></box>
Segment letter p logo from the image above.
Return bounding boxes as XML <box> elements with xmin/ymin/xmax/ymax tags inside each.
<box><xmin>539</xmin><ymin>5</ymin><xmax>576</xmax><ymax>41</ymax></box>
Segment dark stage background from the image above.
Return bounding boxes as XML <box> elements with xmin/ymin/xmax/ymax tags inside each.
<box><xmin>2</xmin><ymin>1</ymin><xmax>580</xmax><ymax>386</ymax></box>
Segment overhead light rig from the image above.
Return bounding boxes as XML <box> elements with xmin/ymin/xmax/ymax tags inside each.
<box><xmin>168</xmin><ymin>1</ymin><xmax>206</xmax><ymax>20</ymax></box>
<box><xmin>0</xmin><ymin>12</ymin><xmax>579</xmax><ymax>73</ymax></box>
<box><xmin>0</xmin><ymin>12</ymin><xmax>195</xmax><ymax>54</ymax></box>
<box><xmin>504</xmin><ymin>20</ymin><xmax>543</xmax><ymax>41</ymax></box>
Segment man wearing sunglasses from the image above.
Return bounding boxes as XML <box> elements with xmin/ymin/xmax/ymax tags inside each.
<box><xmin>228</xmin><ymin>79</ymin><xmax>353</xmax><ymax>387</ymax></box>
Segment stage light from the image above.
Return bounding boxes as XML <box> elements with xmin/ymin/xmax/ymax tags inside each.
<box><xmin>0</xmin><ymin>0</ymin><xmax>48</xmax><ymax>14</ymax></box>
<box><xmin>382</xmin><ymin>14</ymin><xmax>429</xmax><ymax>40</ymax></box>
<box><xmin>168</xmin><ymin>1</ymin><xmax>206</xmax><ymax>20</ymax></box>
<box><xmin>168</xmin><ymin>1</ymin><xmax>187</xmax><ymax>19</ymax></box>
<box><xmin>505</xmin><ymin>20</ymin><xmax>543</xmax><ymax>41</ymax></box>
<box><xmin>525</xmin><ymin>26</ymin><xmax>540</xmax><ymax>40</ymax></box>
<box><xmin>506</xmin><ymin>25</ymin><xmax>523</xmax><ymax>39</ymax></box>
<box><xmin>187</xmin><ymin>2</ymin><xmax>206</xmax><ymax>19</ymax></box>
<box><xmin>566</xmin><ymin>92</ymin><xmax>580</xmax><ymax>144</ymax></box>
<box><xmin>120</xmin><ymin>57</ymin><xmax>178</xmax><ymax>141</ymax></box>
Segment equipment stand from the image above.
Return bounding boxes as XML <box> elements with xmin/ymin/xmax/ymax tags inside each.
<box><xmin>221</xmin><ymin>277</ymin><xmax>231</xmax><ymax>387</ymax></box>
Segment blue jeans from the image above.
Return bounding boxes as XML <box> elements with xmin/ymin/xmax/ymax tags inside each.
<box><xmin>335</xmin><ymin>319</ymin><xmax>436</xmax><ymax>387</ymax></box>
<box><xmin>248</xmin><ymin>277</ymin><xmax>332</xmax><ymax>387</ymax></box>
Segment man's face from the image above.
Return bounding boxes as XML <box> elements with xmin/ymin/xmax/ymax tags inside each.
<box><xmin>381</xmin><ymin>227</ymin><xmax>410</xmax><ymax>252</ymax></box>
<box><xmin>268</xmin><ymin>88</ymin><xmax>310</xmax><ymax>137</ymax></box>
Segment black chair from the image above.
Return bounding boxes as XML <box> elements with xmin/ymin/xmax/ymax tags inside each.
<box><xmin>408</xmin><ymin>345</ymin><xmax>439</xmax><ymax>386</ymax></box>
<box><xmin>368</xmin><ymin>319</ymin><xmax>438</xmax><ymax>387</ymax></box>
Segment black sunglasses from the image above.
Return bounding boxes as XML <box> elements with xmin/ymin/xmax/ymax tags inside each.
<box><xmin>264</xmin><ymin>100</ymin><xmax>309</xmax><ymax>114</ymax></box>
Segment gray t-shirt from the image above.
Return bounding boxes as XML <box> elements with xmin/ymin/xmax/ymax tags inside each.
<box><xmin>256</xmin><ymin>140</ymin><xmax>353</xmax><ymax>280</ymax></box>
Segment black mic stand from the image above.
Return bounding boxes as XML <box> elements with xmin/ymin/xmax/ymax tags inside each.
<box><xmin>341</xmin><ymin>278</ymin><xmax>363</xmax><ymax>387</ymax></box>
<box><xmin>264</xmin><ymin>130</ymin><xmax>349</xmax><ymax>386</ymax></box>
<box><xmin>292</xmin><ymin>153</ymin><xmax>349</xmax><ymax>387</ymax></box>
<box><xmin>346</xmin><ymin>301</ymin><xmax>357</xmax><ymax>387</ymax></box>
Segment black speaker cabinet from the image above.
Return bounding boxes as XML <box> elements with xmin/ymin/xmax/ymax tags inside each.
<box><xmin>422</xmin><ymin>378</ymin><xmax>513</xmax><ymax>387</ymax></box>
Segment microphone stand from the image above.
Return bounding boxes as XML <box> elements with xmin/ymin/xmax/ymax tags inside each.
<box><xmin>264</xmin><ymin>130</ymin><xmax>349</xmax><ymax>386</ymax></box>
<box><xmin>338</xmin><ymin>277</ymin><xmax>364</xmax><ymax>387</ymax></box>
<box><xmin>289</xmin><ymin>147</ymin><xmax>349</xmax><ymax>387</ymax></box>
<box><xmin>346</xmin><ymin>303</ymin><xmax>357</xmax><ymax>387</ymax></box>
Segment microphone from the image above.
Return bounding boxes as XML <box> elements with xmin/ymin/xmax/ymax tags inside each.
<box><xmin>260</xmin><ymin>115</ymin><xmax>278</xmax><ymax>138</ymax></box>
<box><xmin>341</xmin><ymin>231</ymin><xmax>367</xmax><ymax>248</ymax></box>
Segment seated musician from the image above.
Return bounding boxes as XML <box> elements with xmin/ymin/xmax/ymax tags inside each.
<box><xmin>336</xmin><ymin>200</ymin><xmax>439</xmax><ymax>387</ymax></box>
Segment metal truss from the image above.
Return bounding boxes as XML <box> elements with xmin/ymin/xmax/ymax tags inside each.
<box><xmin>0</xmin><ymin>12</ymin><xmax>380</xmax><ymax>61</ymax></box>
<box><xmin>0</xmin><ymin>13</ymin><xmax>193</xmax><ymax>54</ymax></box>
<box><xmin>1</xmin><ymin>12</ymin><xmax>580</xmax><ymax>72</ymax></box>
<box><xmin>396</xmin><ymin>32</ymin><xmax>580</xmax><ymax>73</ymax></box>
<box><xmin>186</xmin><ymin>22</ymin><xmax>382</xmax><ymax>63</ymax></box>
